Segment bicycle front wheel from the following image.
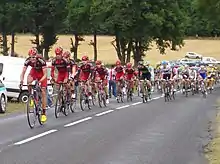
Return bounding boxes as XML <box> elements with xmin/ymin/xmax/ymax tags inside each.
<box><xmin>26</xmin><ymin>95</ymin><xmax>37</xmax><ymax>129</ymax></box>
<box><xmin>55</xmin><ymin>91</ymin><xmax>62</xmax><ymax>118</ymax></box>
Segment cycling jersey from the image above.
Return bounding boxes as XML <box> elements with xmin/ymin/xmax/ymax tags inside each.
<box><xmin>79</xmin><ymin>63</ymin><xmax>93</xmax><ymax>81</ymax></box>
<box><xmin>24</xmin><ymin>56</ymin><xmax>47</xmax><ymax>87</ymax></box>
<box><xmin>199</xmin><ymin>69</ymin><xmax>207</xmax><ymax>80</ymax></box>
<box><xmin>138</xmin><ymin>65</ymin><xmax>151</xmax><ymax>80</ymax></box>
<box><xmin>115</xmin><ymin>66</ymin><xmax>124</xmax><ymax>81</ymax></box>
<box><xmin>181</xmin><ymin>69</ymin><xmax>190</xmax><ymax>79</ymax></box>
<box><xmin>51</xmin><ymin>58</ymin><xmax>69</xmax><ymax>83</ymax></box>
<box><xmin>94</xmin><ymin>66</ymin><xmax>108</xmax><ymax>79</ymax></box>
<box><xmin>125</xmin><ymin>68</ymin><xmax>136</xmax><ymax>80</ymax></box>
<box><xmin>160</xmin><ymin>65</ymin><xmax>172</xmax><ymax>80</ymax></box>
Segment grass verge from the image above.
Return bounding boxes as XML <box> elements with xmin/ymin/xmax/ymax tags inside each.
<box><xmin>204</xmin><ymin>98</ymin><xmax>220</xmax><ymax>164</ymax></box>
<box><xmin>0</xmin><ymin>102</ymin><xmax>25</xmax><ymax>117</ymax></box>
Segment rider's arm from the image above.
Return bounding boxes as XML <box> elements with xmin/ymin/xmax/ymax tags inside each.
<box><xmin>20</xmin><ymin>58</ymin><xmax>29</xmax><ymax>83</ymax></box>
<box><xmin>20</xmin><ymin>66</ymin><xmax>28</xmax><ymax>83</ymax></box>
<box><xmin>39</xmin><ymin>67</ymin><xmax>47</xmax><ymax>83</ymax></box>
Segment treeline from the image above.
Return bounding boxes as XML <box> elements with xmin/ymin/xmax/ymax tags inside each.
<box><xmin>0</xmin><ymin>0</ymin><xmax>219</xmax><ymax>65</ymax></box>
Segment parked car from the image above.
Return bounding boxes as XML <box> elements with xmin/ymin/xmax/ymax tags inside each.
<box><xmin>0</xmin><ymin>56</ymin><xmax>53</xmax><ymax>103</ymax></box>
<box><xmin>185</xmin><ymin>52</ymin><xmax>203</xmax><ymax>59</ymax></box>
<box><xmin>0</xmin><ymin>76</ymin><xmax>7</xmax><ymax>113</ymax></box>
<box><xmin>202</xmin><ymin>57</ymin><xmax>220</xmax><ymax>64</ymax></box>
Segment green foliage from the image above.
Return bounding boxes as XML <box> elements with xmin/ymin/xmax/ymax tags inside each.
<box><xmin>0</xmin><ymin>0</ymin><xmax>219</xmax><ymax>60</ymax></box>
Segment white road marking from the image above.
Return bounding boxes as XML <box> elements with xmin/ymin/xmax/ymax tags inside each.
<box><xmin>95</xmin><ymin>110</ymin><xmax>114</xmax><ymax>117</ymax></box>
<box><xmin>14</xmin><ymin>129</ymin><xmax>58</xmax><ymax>145</ymax></box>
<box><xmin>152</xmin><ymin>96</ymin><xmax>160</xmax><ymax>100</ymax></box>
<box><xmin>64</xmin><ymin>117</ymin><xmax>92</xmax><ymax>127</ymax></box>
<box><xmin>116</xmin><ymin>105</ymin><xmax>130</xmax><ymax>109</ymax></box>
<box><xmin>131</xmin><ymin>102</ymin><xmax>142</xmax><ymax>105</ymax></box>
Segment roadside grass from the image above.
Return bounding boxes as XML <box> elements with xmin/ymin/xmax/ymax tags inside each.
<box><xmin>204</xmin><ymin>98</ymin><xmax>220</xmax><ymax>164</ymax></box>
<box><xmin>0</xmin><ymin>101</ymin><xmax>25</xmax><ymax>117</ymax></box>
<box><xmin>5</xmin><ymin>34</ymin><xmax>220</xmax><ymax>65</ymax></box>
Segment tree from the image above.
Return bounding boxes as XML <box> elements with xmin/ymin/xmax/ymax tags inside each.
<box><xmin>92</xmin><ymin>0</ymin><xmax>186</xmax><ymax>65</ymax></box>
<box><xmin>67</xmin><ymin>0</ymin><xmax>89</xmax><ymax>60</ymax></box>
<box><xmin>25</xmin><ymin>0</ymin><xmax>66</xmax><ymax>59</ymax></box>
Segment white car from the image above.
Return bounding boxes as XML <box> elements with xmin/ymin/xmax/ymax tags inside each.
<box><xmin>185</xmin><ymin>52</ymin><xmax>203</xmax><ymax>59</ymax></box>
<box><xmin>202</xmin><ymin>57</ymin><xmax>220</xmax><ymax>64</ymax></box>
<box><xmin>0</xmin><ymin>76</ymin><xmax>7</xmax><ymax>113</ymax></box>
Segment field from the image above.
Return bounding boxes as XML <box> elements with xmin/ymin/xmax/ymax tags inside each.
<box><xmin>6</xmin><ymin>34</ymin><xmax>220</xmax><ymax>65</ymax></box>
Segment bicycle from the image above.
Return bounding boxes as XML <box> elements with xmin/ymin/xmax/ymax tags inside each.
<box><xmin>96</xmin><ymin>80</ymin><xmax>107</xmax><ymax>108</ymax></box>
<box><xmin>116</xmin><ymin>79</ymin><xmax>125</xmax><ymax>103</ymax></box>
<box><xmin>126</xmin><ymin>80</ymin><xmax>133</xmax><ymax>102</ymax></box>
<box><xmin>24</xmin><ymin>80</ymin><xmax>43</xmax><ymax>129</ymax></box>
<box><xmin>200</xmin><ymin>79</ymin><xmax>207</xmax><ymax>98</ymax></box>
<box><xmin>54</xmin><ymin>82</ymin><xmax>72</xmax><ymax>118</ymax></box>
<box><xmin>163</xmin><ymin>78</ymin><xmax>173</xmax><ymax>102</ymax></box>
<box><xmin>140</xmin><ymin>79</ymin><xmax>151</xmax><ymax>103</ymax></box>
<box><xmin>79</xmin><ymin>80</ymin><xmax>92</xmax><ymax>111</ymax></box>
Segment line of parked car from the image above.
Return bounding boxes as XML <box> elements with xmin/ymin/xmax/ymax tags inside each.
<box><xmin>179</xmin><ymin>52</ymin><xmax>220</xmax><ymax>65</ymax></box>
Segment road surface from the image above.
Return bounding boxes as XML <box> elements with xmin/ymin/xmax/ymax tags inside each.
<box><xmin>0</xmin><ymin>90</ymin><xmax>218</xmax><ymax>164</ymax></box>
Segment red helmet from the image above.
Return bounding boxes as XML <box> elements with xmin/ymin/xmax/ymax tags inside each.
<box><xmin>126</xmin><ymin>62</ymin><xmax>132</xmax><ymax>68</ymax></box>
<box><xmin>63</xmin><ymin>51</ymin><xmax>71</xmax><ymax>58</ymax></box>
<box><xmin>55</xmin><ymin>47</ymin><xmax>63</xmax><ymax>55</ymax></box>
<box><xmin>82</xmin><ymin>55</ymin><xmax>89</xmax><ymax>61</ymax></box>
<box><xmin>28</xmin><ymin>48</ymin><xmax>37</xmax><ymax>57</ymax></box>
<box><xmin>116</xmin><ymin>60</ymin><xmax>121</xmax><ymax>66</ymax></box>
<box><xmin>95</xmin><ymin>60</ymin><xmax>102</xmax><ymax>65</ymax></box>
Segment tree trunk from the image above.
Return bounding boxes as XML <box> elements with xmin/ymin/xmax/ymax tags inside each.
<box><xmin>126</xmin><ymin>40</ymin><xmax>132</xmax><ymax>63</ymax></box>
<box><xmin>93</xmin><ymin>31</ymin><xmax>98</xmax><ymax>61</ymax></box>
<box><xmin>114</xmin><ymin>25</ymin><xmax>122</xmax><ymax>61</ymax></box>
<box><xmin>74</xmin><ymin>34</ymin><xmax>79</xmax><ymax>61</ymax></box>
<box><xmin>133</xmin><ymin>40</ymin><xmax>142</xmax><ymax>66</ymax></box>
<box><xmin>10</xmin><ymin>32</ymin><xmax>15</xmax><ymax>56</ymax></box>
<box><xmin>44</xmin><ymin>47</ymin><xmax>49</xmax><ymax>60</ymax></box>
<box><xmin>2</xmin><ymin>31</ymin><xmax>8</xmax><ymax>56</ymax></box>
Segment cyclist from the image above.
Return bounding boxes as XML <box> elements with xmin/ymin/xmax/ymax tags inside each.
<box><xmin>78</xmin><ymin>55</ymin><xmax>93</xmax><ymax>100</ymax></box>
<box><xmin>138</xmin><ymin>61</ymin><xmax>151</xmax><ymax>97</ymax></box>
<box><xmin>124</xmin><ymin>62</ymin><xmax>136</xmax><ymax>95</ymax></box>
<box><xmin>206</xmin><ymin>64</ymin><xmax>216</xmax><ymax>90</ymax></box>
<box><xmin>114</xmin><ymin>60</ymin><xmax>125</xmax><ymax>100</ymax></box>
<box><xmin>93</xmin><ymin>60</ymin><xmax>109</xmax><ymax>103</ymax></box>
<box><xmin>160</xmin><ymin>61</ymin><xmax>173</xmax><ymax>95</ymax></box>
<box><xmin>20</xmin><ymin>48</ymin><xmax>48</xmax><ymax>122</ymax></box>
<box><xmin>181</xmin><ymin>65</ymin><xmax>191</xmax><ymax>93</ymax></box>
<box><xmin>145</xmin><ymin>61</ymin><xmax>155</xmax><ymax>92</ymax></box>
<box><xmin>62</xmin><ymin>51</ymin><xmax>77</xmax><ymax>98</ymax></box>
<box><xmin>51</xmin><ymin>47</ymin><xmax>70</xmax><ymax>84</ymax></box>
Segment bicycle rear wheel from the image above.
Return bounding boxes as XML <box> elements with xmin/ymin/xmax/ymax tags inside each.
<box><xmin>98</xmin><ymin>91</ymin><xmax>103</xmax><ymax>108</ymax></box>
<box><xmin>70</xmin><ymin>98</ymin><xmax>76</xmax><ymax>113</ymax></box>
<box><xmin>55</xmin><ymin>91</ymin><xmax>62</xmax><ymax>118</ymax></box>
<box><xmin>26</xmin><ymin>95</ymin><xmax>37</xmax><ymax>129</ymax></box>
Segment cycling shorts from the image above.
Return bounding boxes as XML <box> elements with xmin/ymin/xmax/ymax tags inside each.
<box><xmin>200</xmin><ymin>73</ymin><xmax>206</xmax><ymax>80</ymax></box>
<box><xmin>140</xmin><ymin>73</ymin><xmax>151</xmax><ymax>81</ymax></box>
<box><xmin>57</xmin><ymin>71</ymin><xmax>68</xmax><ymax>83</ymax></box>
<box><xmin>162</xmin><ymin>74</ymin><xmax>171</xmax><ymax>80</ymax></box>
<box><xmin>29</xmin><ymin>68</ymin><xmax>47</xmax><ymax>87</ymax></box>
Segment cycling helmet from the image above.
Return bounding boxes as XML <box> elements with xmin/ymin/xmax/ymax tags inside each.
<box><xmin>28</xmin><ymin>48</ymin><xmax>38</xmax><ymax>57</ymax></box>
<box><xmin>55</xmin><ymin>47</ymin><xmax>63</xmax><ymax>55</ymax></box>
<box><xmin>116</xmin><ymin>60</ymin><xmax>121</xmax><ymax>66</ymax></box>
<box><xmin>138</xmin><ymin>61</ymin><xmax>144</xmax><ymax>65</ymax></box>
<box><xmin>161</xmin><ymin>60</ymin><xmax>167</xmax><ymax>65</ymax></box>
<box><xmin>63</xmin><ymin>51</ymin><xmax>71</xmax><ymax>58</ymax></box>
<box><xmin>82</xmin><ymin>55</ymin><xmax>89</xmax><ymax>61</ymax></box>
<box><xmin>95</xmin><ymin>60</ymin><xmax>102</xmax><ymax>65</ymax></box>
<box><xmin>145</xmin><ymin>61</ymin><xmax>150</xmax><ymax>66</ymax></box>
<box><xmin>126</xmin><ymin>62</ymin><xmax>132</xmax><ymax>68</ymax></box>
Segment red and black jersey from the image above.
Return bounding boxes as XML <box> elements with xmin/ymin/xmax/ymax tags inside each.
<box><xmin>125</xmin><ymin>68</ymin><xmax>135</xmax><ymax>75</ymax></box>
<box><xmin>94</xmin><ymin>66</ymin><xmax>108</xmax><ymax>77</ymax></box>
<box><xmin>24</xmin><ymin>56</ymin><xmax>46</xmax><ymax>71</ymax></box>
<box><xmin>52</xmin><ymin>58</ymin><xmax>69</xmax><ymax>73</ymax></box>
<box><xmin>79</xmin><ymin>63</ymin><xmax>93</xmax><ymax>73</ymax></box>
<box><xmin>114</xmin><ymin>66</ymin><xmax>124</xmax><ymax>73</ymax></box>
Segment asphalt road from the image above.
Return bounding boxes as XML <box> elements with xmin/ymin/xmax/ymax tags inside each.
<box><xmin>0</xmin><ymin>90</ymin><xmax>218</xmax><ymax>164</ymax></box>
